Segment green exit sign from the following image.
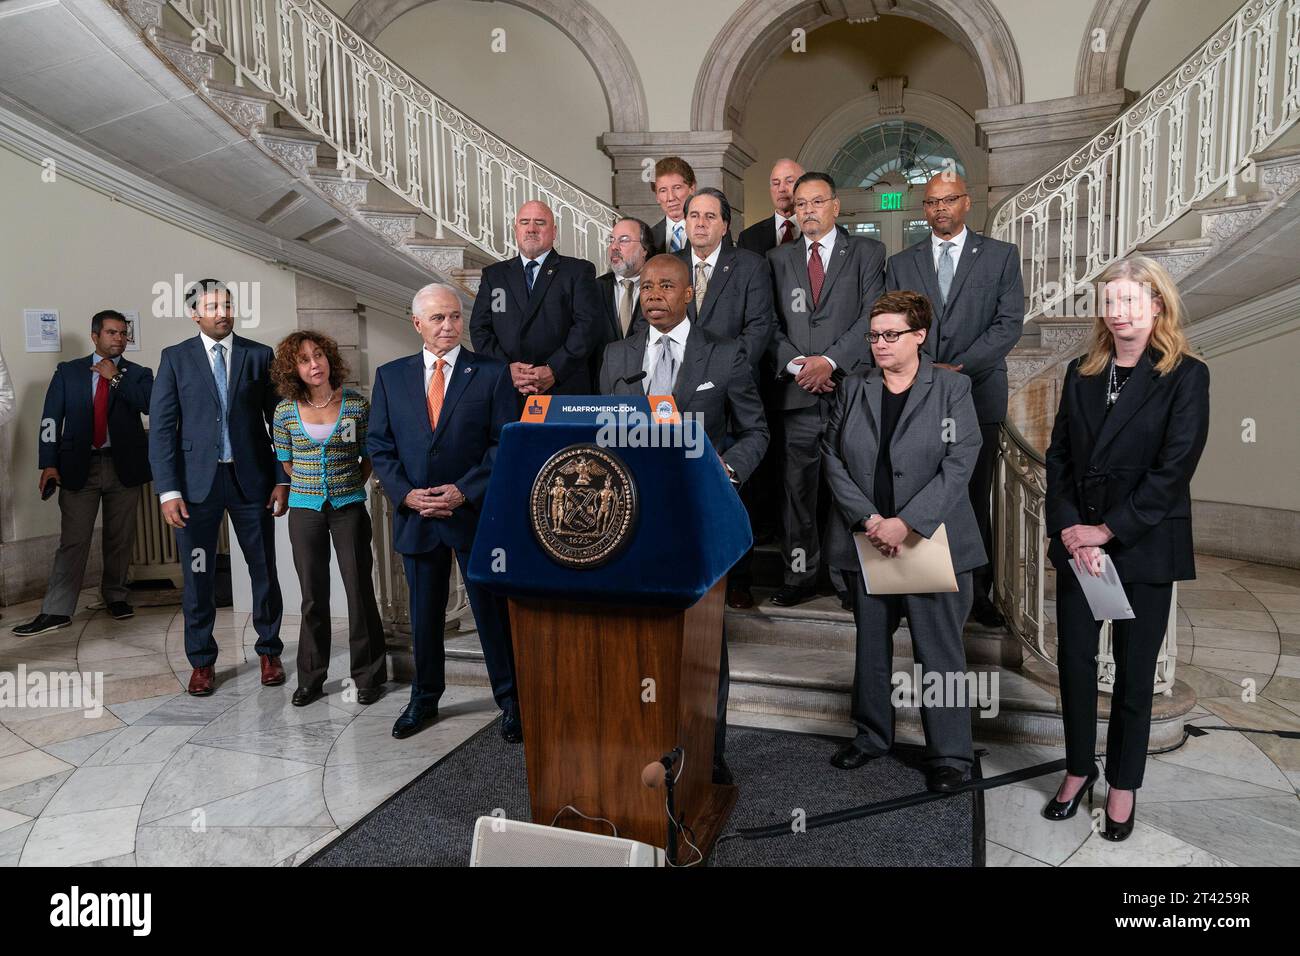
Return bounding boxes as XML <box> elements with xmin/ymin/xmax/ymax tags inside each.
<box><xmin>880</xmin><ymin>192</ymin><xmax>903</xmax><ymax>211</ymax></box>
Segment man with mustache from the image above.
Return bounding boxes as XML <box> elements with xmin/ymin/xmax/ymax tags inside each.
<box><xmin>591</xmin><ymin>216</ymin><xmax>652</xmax><ymax>384</ymax></box>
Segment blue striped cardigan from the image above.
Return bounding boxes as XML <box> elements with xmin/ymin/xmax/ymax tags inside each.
<box><xmin>272</xmin><ymin>390</ymin><xmax>370</xmax><ymax>510</ymax></box>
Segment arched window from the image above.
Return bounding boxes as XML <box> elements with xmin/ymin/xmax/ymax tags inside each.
<box><xmin>827</xmin><ymin>120</ymin><xmax>966</xmax><ymax>189</ymax></box>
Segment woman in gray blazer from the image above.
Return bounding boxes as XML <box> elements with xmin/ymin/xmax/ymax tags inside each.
<box><xmin>820</xmin><ymin>291</ymin><xmax>985</xmax><ymax>792</ymax></box>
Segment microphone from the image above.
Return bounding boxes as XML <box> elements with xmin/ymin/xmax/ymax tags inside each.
<box><xmin>616</xmin><ymin>370</ymin><xmax>647</xmax><ymax>389</ymax></box>
<box><xmin>641</xmin><ymin>747</ymin><xmax>683</xmax><ymax>789</ymax></box>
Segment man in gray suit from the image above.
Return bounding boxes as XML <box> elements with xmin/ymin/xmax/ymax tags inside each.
<box><xmin>675</xmin><ymin>187</ymin><xmax>774</xmax><ymax>371</ymax></box>
<box><xmin>601</xmin><ymin>254</ymin><xmax>768</xmax><ymax>785</ymax></box>
<box><xmin>768</xmin><ymin>172</ymin><xmax>886</xmax><ymax>607</ymax></box>
<box><xmin>885</xmin><ymin>173</ymin><xmax>1024</xmax><ymax>626</ymax></box>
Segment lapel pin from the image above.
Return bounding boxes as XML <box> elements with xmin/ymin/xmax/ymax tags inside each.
<box><xmin>547</xmin><ymin>269</ymin><xmax>554</xmax><ymax>275</ymax></box>
<box><xmin>464</xmin><ymin>367</ymin><xmax>472</xmax><ymax>373</ymax></box>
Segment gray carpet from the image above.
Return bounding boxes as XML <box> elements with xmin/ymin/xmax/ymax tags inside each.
<box><xmin>306</xmin><ymin>720</ymin><xmax>982</xmax><ymax>867</ymax></box>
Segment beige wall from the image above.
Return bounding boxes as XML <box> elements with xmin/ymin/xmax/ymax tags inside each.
<box><xmin>1192</xmin><ymin>327</ymin><xmax>1300</xmax><ymax>512</ymax></box>
<box><xmin>738</xmin><ymin>17</ymin><xmax>986</xmax><ymax>221</ymax></box>
<box><xmin>0</xmin><ymin>144</ymin><xmax>298</xmax><ymax>543</ymax></box>
<box><xmin>372</xmin><ymin>0</ymin><xmax>614</xmax><ymax>201</ymax></box>
<box><xmin>988</xmin><ymin>0</ymin><xmax>1092</xmax><ymax>102</ymax></box>
<box><xmin>1124</xmin><ymin>0</ymin><xmax>1246</xmax><ymax>93</ymax></box>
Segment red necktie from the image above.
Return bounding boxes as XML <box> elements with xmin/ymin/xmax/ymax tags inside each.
<box><xmin>808</xmin><ymin>241</ymin><xmax>825</xmax><ymax>309</ymax></box>
<box><xmin>92</xmin><ymin>373</ymin><xmax>109</xmax><ymax>449</ymax></box>
<box><xmin>780</xmin><ymin>220</ymin><xmax>794</xmax><ymax>244</ymax></box>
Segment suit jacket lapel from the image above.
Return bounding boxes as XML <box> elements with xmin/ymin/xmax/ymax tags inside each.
<box><xmin>1091</xmin><ymin>352</ymin><xmax>1160</xmax><ymax>462</ymax></box>
<box><xmin>505</xmin><ymin>257</ymin><xmax>531</xmax><ymax>315</ymax></box>
<box><xmin>227</xmin><ymin>335</ymin><xmax>248</xmax><ymax>407</ymax></box>
<box><xmin>863</xmin><ymin>372</ymin><xmax>884</xmax><ymax>444</ymax></box>
<box><xmin>786</xmin><ymin>241</ymin><xmax>816</xmax><ymax>329</ymax></box>
<box><xmin>894</xmin><ymin>357</ymin><xmax>935</xmax><ymax>437</ymax></box>
<box><xmin>696</xmin><ymin>246</ymin><xmax>737</xmax><ymax>325</ymax></box>
<box><xmin>524</xmin><ymin>253</ymin><xmax>561</xmax><ymax>321</ymax></box>
<box><xmin>192</xmin><ymin>336</ymin><xmax>222</xmax><ymax>407</ymax></box>
<box><xmin>671</xmin><ymin>327</ymin><xmax>708</xmax><ymax>408</ymax></box>
<box><xmin>105</xmin><ymin>357</ymin><xmax>131</xmax><ymax>412</ymax></box>
<box><xmin>432</xmin><ymin>350</ymin><xmax>475</xmax><ymax>446</ymax></box>
<box><xmin>941</xmin><ymin>231</ymin><xmax>983</xmax><ymax>316</ymax></box>
<box><xmin>621</xmin><ymin>329</ymin><xmax>649</xmax><ymax>393</ymax></box>
<box><xmin>914</xmin><ymin>239</ymin><xmax>943</xmax><ymax>315</ymax></box>
<box><xmin>812</xmin><ymin>228</ymin><xmax>850</xmax><ymax>313</ymax></box>
<box><xmin>406</xmin><ymin>353</ymin><xmax>434</xmax><ymax>440</ymax></box>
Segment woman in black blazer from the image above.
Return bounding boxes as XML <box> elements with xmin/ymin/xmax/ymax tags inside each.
<box><xmin>1042</xmin><ymin>255</ymin><xmax>1209</xmax><ymax>841</ymax></box>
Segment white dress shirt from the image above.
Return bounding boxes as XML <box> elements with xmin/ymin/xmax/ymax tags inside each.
<box><xmin>786</xmin><ymin>229</ymin><xmax>839</xmax><ymax>375</ymax></box>
<box><xmin>664</xmin><ymin>218</ymin><xmax>686</xmax><ymax>251</ymax></box>
<box><xmin>931</xmin><ymin>226</ymin><xmax>968</xmax><ymax>271</ymax></box>
<box><xmin>423</xmin><ymin>344</ymin><xmax>460</xmax><ymax>397</ymax></box>
<box><xmin>89</xmin><ymin>352</ymin><xmax>122</xmax><ymax>449</ymax></box>
<box><xmin>774</xmin><ymin>212</ymin><xmax>799</xmax><ymax>243</ymax></box>
<box><xmin>690</xmin><ymin>243</ymin><xmax>723</xmax><ymax>296</ymax></box>
<box><xmin>642</xmin><ymin>318</ymin><xmax>691</xmax><ymax>391</ymax></box>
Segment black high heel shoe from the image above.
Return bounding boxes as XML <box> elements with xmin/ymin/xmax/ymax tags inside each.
<box><xmin>1101</xmin><ymin>789</ymin><xmax>1136</xmax><ymax>842</ymax></box>
<box><xmin>1041</xmin><ymin>767</ymin><xmax>1099</xmax><ymax>821</ymax></box>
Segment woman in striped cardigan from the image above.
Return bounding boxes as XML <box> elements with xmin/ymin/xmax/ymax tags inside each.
<box><xmin>272</xmin><ymin>331</ymin><xmax>387</xmax><ymax>707</ymax></box>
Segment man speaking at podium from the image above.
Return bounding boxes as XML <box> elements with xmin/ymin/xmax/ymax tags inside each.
<box><xmin>599</xmin><ymin>254</ymin><xmax>768</xmax><ymax>784</ymax></box>
<box><xmin>369</xmin><ymin>283</ymin><xmax>522</xmax><ymax>742</ymax></box>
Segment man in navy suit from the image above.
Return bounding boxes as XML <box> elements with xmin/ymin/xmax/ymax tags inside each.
<box><xmin>148</xmin><ymin>279</ymin><xmax>288</xmax><ymax>696</ymax></box>
<box><xmin>469</xmin><ymin>200</ymin><xmax>601</xmax><ymax>401</ymax></box>
<box><xmin>369</xmin><ymin>283</ymin><xmax>521</xmax><ymax>742</ymax></box>
<box><xmin>14</xmin><ymin>311</ymin><xmax>153</xmax><ymax>636</ymax></box>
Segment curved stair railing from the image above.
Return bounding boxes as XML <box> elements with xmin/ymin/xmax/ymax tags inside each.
<box><xmin>994</xmin><ymin>421</ymin><xmax>1177</xmax><ymax>695</ymax></box>
<box><xmin>164</xmin><ymin>0</ymin><xmax>616</xmax><ymax>266</ymax></box>
<box><xmin>992</xmin><ymin>0</ymin><xmax>1300</xmax><ymax>321</ymax></box>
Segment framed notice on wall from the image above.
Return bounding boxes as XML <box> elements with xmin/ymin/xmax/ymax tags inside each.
<box><xmin>24</xmin><ymin>309</ymin><xmax>61</xmax><ymax>352</ymax></box>
<box><xmin>122</xmin><ymin>310</ymin><xmax>141</xmax><ymax>351</ymax></box>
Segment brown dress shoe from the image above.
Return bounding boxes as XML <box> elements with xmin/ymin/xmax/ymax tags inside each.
<box><xmin>187</xmin><ymin>666</ymin><xmax>215</xmax><ymax>696</ymax></box>
<box><xmin>260</xmin><ymin>655</ymin><xmax>286</xmax><ymax>686</ymax></box>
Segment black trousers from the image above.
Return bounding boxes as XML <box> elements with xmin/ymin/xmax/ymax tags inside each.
<box><xmin>969</xmin><ymin>421</ymin><xmax>1001</xmax><ymax>602</ymax></box>
<box><xmin>1056</xmin><ymin>572</ymin><xmax>1173</xmax><ymax>789</ymax></box>
<box><xmin>403</xmin><ymin>547</ymin><xmax>517</xmax><ymax>711</ymax></box>
<box><xmin>175</xmin><ymin>464</ymin><xmax>283</xmax><ymax>666</ymax></box>
<box><xmin>287</xmin><ymin>502</ymin><xmax>388</xmax><ymax>692</ymax></box>
<box><xmin>716</xmin><ymin>630</ymin><xmax>729</xmax><ymax>763</ymax></box>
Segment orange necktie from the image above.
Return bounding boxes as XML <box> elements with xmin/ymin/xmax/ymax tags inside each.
<box><xmin>427</xmin><ymin>358</ymin><xmax>446</xmax><ymax>430</ymax></box>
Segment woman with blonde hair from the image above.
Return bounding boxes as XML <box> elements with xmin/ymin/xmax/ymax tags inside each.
<box><xmin>1042</xmin><ymin>255</ymin><xmax>1209</xmax><ymax>840</ymax></box>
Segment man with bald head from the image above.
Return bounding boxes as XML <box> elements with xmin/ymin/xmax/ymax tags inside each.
<box><xmin>370</xmin><ymin>283</ymin><xmax>522</xmax><ymax>742</ymax></box>
<box><xmin>470</xmin><ymin>200</ymin><xmax>602</xmax><ymax>401</ymax></box>
<box><xmin>738</xmin><ymin>158</ymin><xmax>805</xmax><ymax>254</ymax></box>
<box><xmin>885</xmin><ymin>172</ymin><xmax>1024</xmax><ymax>627</ymax></box>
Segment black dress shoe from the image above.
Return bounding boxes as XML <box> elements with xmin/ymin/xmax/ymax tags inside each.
<box><xmin>500</xmin><ymin>705</ymin><xmax>522</xmax><ymax>743</ymax></box>
<box><xmin>969</xmin><ymin>597</ymin><xmax>1006</xmax><ymax>628</ymax></box>
<box><xmin>355</xmin><ymin>686</ymin><xmax>383</xmax><ymax>706</ymax></box>
<box><xmin>830</xmin><ymin>741</ymin><xmax>883</xmax><ymax>769</ymax></box>
<box><xmin>107</xmin><ymin>602</ymin><xmax>135</xmax><ymax>620</ymax></box>
<box><xmin>392</xmin><ymin>702</ymin><xmax>439</xmax><ymax>739</ymax></box>
<box><xmin>291</xmin><ymin>686</ymin><xmax>324</xmax><ymax>707</ymax></box>
<box><xmin>926</xmin><ymin>765</ymin><xmax>968</xmax><ymax>792</ymax></box>
<box><xmin>1101</xmin><ymin>790</ymin><xmax>1137</xmax><ymax>842</ymax></box>
<box><xmin>1042</xmin><ymin>767</ymin><xmax>1099</xmax><ymax>821</ymax></box>
<box><xmin>837</xmin><ymin>590</ymin><xmax>852</xmax><ymax>611</ymax></box>
<box><xmin>11</xmin><ymin>614</ymin><xmax>71</xmax><ymax>636</ymax></box>
<box><xmin>712</xmin><ymin>757</ymin><xmax>734</xmax><ymax>786</ymax></box>
<box><xmin>770</xmin><ymin>584</ymin><xmax>817</xmax><ymax>607</ymax></box>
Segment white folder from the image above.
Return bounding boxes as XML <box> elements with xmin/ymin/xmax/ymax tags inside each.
<box><xmin>1069</xmin><ymin>554</ymin><xmax>1135</xmax><ymax>621</ymax></box>
<box><xmin>854</xmin><ymin>523</ymin><xmax>959</xmax><ymax>595</ymax></box>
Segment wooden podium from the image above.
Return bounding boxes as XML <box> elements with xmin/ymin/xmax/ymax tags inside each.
<box><xmin>509</xmin><ymin>581</ymin><xmax>737</xmax><ymax>861</ymax></box>
<box><xmin>466</xmin><ymin>398</ymin><xmax>750</xmax><ymax>865</ymax></box>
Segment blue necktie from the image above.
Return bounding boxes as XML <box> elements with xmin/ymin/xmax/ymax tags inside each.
<box><xmin>212</xmin><ymin>343</ymin><xmax>232</xmax><ymax>460</ymax></box>
<box><xmin>671</xmin><ymin>224</ymin><xmax>684</xmax><ymax>252</ymax></box>
<box><xmin>525</xmin><ymin>259</ymin><xmax>538</xmax><ymax>293</ymax></box>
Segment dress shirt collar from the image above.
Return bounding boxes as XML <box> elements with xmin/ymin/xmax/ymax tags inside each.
<box><xmin>424</xmin><ymin>344</ymin><xmax>460</xmax><ymax>372</ymax></box>
<box><xmin>804</xmin><ymin>226</ymin><xmax>836</xmax><ymax>257</ymax></box>
<box><xmin>520</xmin><ymin>249</ymin><xmax>551</xmax><ymax>271</ymax></box>
<box><xmin>691</xmin><ymin>243</ymin><xmax>723</xmax><ymax>271</ymax></box>
<box><xmin>199</xmin><ymin>330</ymin><xmax>234</xmax><ymax>355</ymax></box>
<box><xmin>647</xmin><ymin>317</ymin><xmax>691</xmax><ymax>350</ymax></box>
<box><xmin>775</xmin><ymin>212</ymin><xmax>798</xmax><ymax>237</ymax></box>
<box><xmin>931</xmin><ymin>226</ymin><xmax>968</xmax><ymax>258</ymax></box>
<box><xmin>92</xmin><ymin>352</ymin><xmax>121</xmax><ymax>367</ymax></box>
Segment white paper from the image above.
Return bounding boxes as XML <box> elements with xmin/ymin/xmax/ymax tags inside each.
<box><xmin>1070</xmin><ymin>554</ymin><xmax>1135</xmax><ymax>621</ymax></box>
<box><xmin>122</xmin><ymin>310</ymin><xmax>141</xmax><ymax>352</ymax></box>
<box><xmin>24</xmin><ymin>309</ymin><xmax>60</xmax><ymax>352</ymax></box>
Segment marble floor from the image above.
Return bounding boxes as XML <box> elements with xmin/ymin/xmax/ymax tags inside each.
<box><xmin>0</xmin><ymin>554</ymin><xmax>1296</xmax><ymax>867</ymax></box>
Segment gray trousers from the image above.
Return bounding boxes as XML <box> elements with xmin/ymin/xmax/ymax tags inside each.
<box><xmin>43</xmin><ymin>453</ymin><xmax>139</xmax><ymax>617</ymax></box>
<box><xmin>843</xmin><ymin>568</ymin><xmax>975</xmax><ymax>769</ymax></box>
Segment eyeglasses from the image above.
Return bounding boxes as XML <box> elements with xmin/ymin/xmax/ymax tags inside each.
<box><xmin>793</xmin><ymin>196</ymin><xmax>834</xmax><ymax>212</ymax></box>
<box><xmin>922</xmin><ymin>194</ymin><xmax>967</xmax><ymax>210</ymax></box>
<box><xmin>609</xmin><ymin>236</ymin><xmax>639</xmax><ymax>246</ymax></box>
<box><xmin>866</xmin><ymin>329</ymin><xmax>921</xmax><ymax>343</ymax></box>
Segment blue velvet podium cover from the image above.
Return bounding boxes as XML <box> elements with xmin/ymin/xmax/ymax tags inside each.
<box><xmin>467</xmin><ymin>397</ymin><xmax>751</xmax><ymax>608</ymax></box>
